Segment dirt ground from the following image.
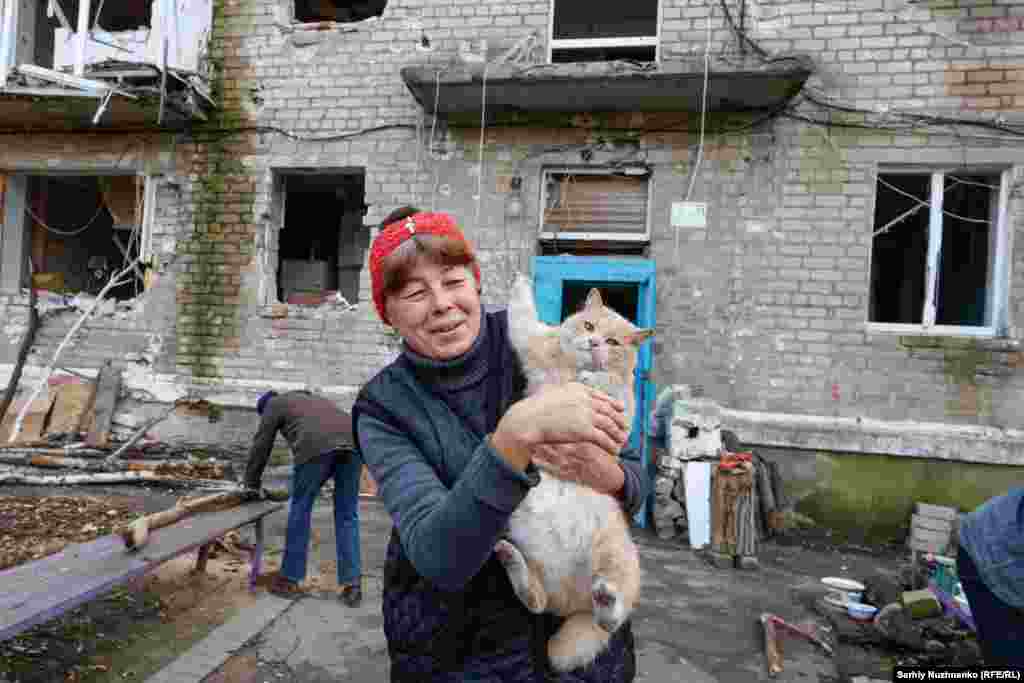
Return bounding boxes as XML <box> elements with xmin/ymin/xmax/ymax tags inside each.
<box><xmin>0</xmin><ymin>486</ymin><xmax>311</xmax><ymax>683</ymax></box>
<box><xmin>1</xmin><ymin>486</ymin><xmax>979</xmax><ymax>683</ymax></box>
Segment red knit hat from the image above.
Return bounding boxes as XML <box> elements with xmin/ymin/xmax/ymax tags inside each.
<box><xmin>369</xmin><ymin>211</ymin><xmax>481</xmax><ymax>325</ymax></box>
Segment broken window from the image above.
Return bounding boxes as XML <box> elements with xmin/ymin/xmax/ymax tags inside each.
<box><xmin>55</xmin><ymin>0</ymin><xmax>152</xmax><ymax>32</ymax></box>
<box><xmin>540</xmin><ymin>168</ymin><xmax>651</xmax><ymax>243</ymax></box>
<box><xmin>868</xmin><ymin>169</ymin><xmax>1009</xmax><ymax>333</ymax></box>
<box><xmin>549</xmin><ymin>0</ymin><xmax>659</xmax><ymax>63</ymax></box>
<box><xmin>0</xmin><ymin>174</ymin><xmax>149</xmax><ymax>300</ymax></box>
<box><xmin>0</xmin><ymin>0</ymin><xmax>211</xmax><ymax>83</ymax></box>
<box><xmin>274</xmin><ymin>171</ymin><xmax>369</xmax><ymax>305</ymax></box>
<box><xmin>293</xmin><ymin>0</ymin><xmax>386</xmax><ymax>24</ymax></box>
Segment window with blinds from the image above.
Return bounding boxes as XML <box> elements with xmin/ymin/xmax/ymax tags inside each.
<box><xmin>540</xmin><ymin>169</ymin><xmax>651</xmax><ymax>242</ymax></box>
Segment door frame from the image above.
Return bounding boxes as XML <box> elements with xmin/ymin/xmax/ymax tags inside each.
<box><xmin>532</xmin><ymin>255</ymin><xmax>656</xmax><ymax>527</ymax></box>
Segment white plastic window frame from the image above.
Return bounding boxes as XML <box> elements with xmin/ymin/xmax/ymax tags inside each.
<box><xmin>0</xmin><ymin>0</ymin><xmax>129</xmax><ymax>81</ymax></box>
<box><xmin>546</xmin><ymin>0</ymin><xmax>662</xmax><ymax>64</ymax></box>
<box><xmin>537</xmin><ymin>167</ymin><xmax>653</xmax><ymax>243</ymax></box>
<box><xmin>865</xmin><ymin>166</ymin><xmax>1012</xmax><ymax>338</ymax></box>
<box><xmin>0</xmin><ymin>0</ymin><xmax>18</xmax><ymax>85</ymax></box>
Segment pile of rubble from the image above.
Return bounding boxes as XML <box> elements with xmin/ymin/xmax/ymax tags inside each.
<box><xmin>0</xmin><ymin>367</ymin><xmax>236</xmax><ymax>489</ymax></box>
<box><xmin>791</xmin><ymin>561</ymin><xmax>980</xmax><ymax>682</ymax></box>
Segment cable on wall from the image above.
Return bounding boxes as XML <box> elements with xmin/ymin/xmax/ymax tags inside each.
<box><xmin>474</xmin><ymin>63</ymin><xmax>488</xmax><ymax>229</ymax></box>
<box><xmin>678</xmin><ymin>2</ymin><xmax>713</xmax><ymax>264</ymax></box>
<box><xmin>429</xmin><ymin>68</ymin><xmax>442</xmax><ymax>211</ymax></box>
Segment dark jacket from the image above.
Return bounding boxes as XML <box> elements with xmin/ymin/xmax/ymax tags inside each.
<box><xmin>353</xmin><ymin>310</ymin><xmax>642</xmax><ymax>682</ymax></box>
<box><xmin>244</xmin><ymin>390</ymin><xmax>354</xmax><ymax>489</ymax></box>
<box><xmin>959</xmin><ymin>488</ymin><xmax>1024</xmax><ymax>609</ymax></box>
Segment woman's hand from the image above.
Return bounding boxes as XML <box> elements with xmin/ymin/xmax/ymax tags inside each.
<box><xmin>491</xmin><ymin>383</ymin><xmax>629</xmax><ymax>471</ymax></box>
<box><xmin>531</xmin><ymin>442</ymin><xmax>626</xmax><ymax>497</ymax></box>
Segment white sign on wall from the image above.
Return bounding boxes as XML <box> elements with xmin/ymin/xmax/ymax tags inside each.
<box><xmin>671</xmin><ymin>201</ymin><xmax>707</xmax><ymax>228</ymax></box>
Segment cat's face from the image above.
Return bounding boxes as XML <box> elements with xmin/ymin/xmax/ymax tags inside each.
<box><xmin>558</xmin><ymin>289</ymin><xmax>654</xmax><ymax>374</ymax></box>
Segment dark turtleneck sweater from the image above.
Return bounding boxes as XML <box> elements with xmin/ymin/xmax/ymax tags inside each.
<box><xmin>401</xmin><ymin>311</ymin><xmax>493</xmax><ymax>439</ymax></box>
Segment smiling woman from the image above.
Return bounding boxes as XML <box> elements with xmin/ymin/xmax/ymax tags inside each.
<box><xmin>371</xmin><ymin>210</ymin><xmax>482</xmax><ymax>360</ymax></box>
<box><xmin>351</xmin><ymin>207</ymin><xmax>645</xmax><ymax>682</ymax></box>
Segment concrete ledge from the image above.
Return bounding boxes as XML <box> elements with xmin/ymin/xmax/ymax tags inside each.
<box><xmin>724</xmin><ymin>408</ymin><xmax>1024</xmax><ymax>465</ymax></box>
<box><xmin>144</xmin><ymin>593</ymin><xmax>292</xmax><ymax>683</ymax></box>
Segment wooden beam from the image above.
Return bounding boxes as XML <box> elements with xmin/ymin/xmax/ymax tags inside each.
<box><xmin>86</xmin><ymin>361</ymin><xmax>121</xmax><ymax>448</ymax></box>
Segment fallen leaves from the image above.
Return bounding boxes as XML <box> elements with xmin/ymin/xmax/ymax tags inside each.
<box><xmin>0</xmin><ymin>495</ymin><xmax>139</xmax><ymax>571</ymax></box>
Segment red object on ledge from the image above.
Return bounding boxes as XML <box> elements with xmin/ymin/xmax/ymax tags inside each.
<box><xmin>286</xmin><ymin>290</ymin><xmax>337</xmax><ymax>306</ymax></box>
<box><xmin>718</xmin><ymin>451</ymin><xmax>753</xmax><ymax>471</ymax></box>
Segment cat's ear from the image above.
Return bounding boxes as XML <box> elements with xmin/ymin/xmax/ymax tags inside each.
<box><xmin>626</xmin><ymin>328</ymin><xmax>655</xmax><ymax>346</ymax></box>
<box><xmin>584</xmin><ymin>288</ymin><xmax>604</xmax><ymax>311</ymax></box>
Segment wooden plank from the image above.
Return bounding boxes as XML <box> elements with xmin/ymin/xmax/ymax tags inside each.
<box><xmin>86</xmin><ymin>361</ymin><xmax>121</xmax><ymax>448</ymax></box>
<box><xmin>0</xmin><ymin>501</ymin><xmax>284</xmax><ymax>641</ymax></box>
<box><xmin>74</xmin><ymin>378</ymin><xmax>99</xmax><ymax>435</ymax></box>
<box><xmin>1</xmin><ymin>392</ymin><xmax>57</xmax><ymax>444</ymax></box>
<box><xmin>46</xmin><ymin>381</ymin><xmax>95</xmax><ymax>436</ymax></box>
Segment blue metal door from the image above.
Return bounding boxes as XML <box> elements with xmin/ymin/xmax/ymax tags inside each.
<box><xmin>531</xmin><ymin>256</ymin><xmax>656</xmax><ymax>527</ymax></box>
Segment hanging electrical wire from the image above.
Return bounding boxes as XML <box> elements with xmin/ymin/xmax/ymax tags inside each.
<box><xmin>474</xmin><ymin>64</ymin><xmax>488</xmax><ymax>228</ymax></box>
<box><xmin>195</xmin><ymin>123</ymin><xmax>417</xmax><ymax>144</ymax></box>
<box><xmin>875</xmin><ymin>175</ymin><xmax>991</xmax><ymax>225</ymax></box>
<box><xmin>684</xmin><ymin>6</ymin><xmax>713</xmax><ymax>203</ymax></box>
<box><xmin>25</xmin><ymin>202</ymin><xmax>107</xmax><ymax>237</ymax></box>
<box><xmin>677</xmin><ymin>3</ymin><xmax>714</xmax><ymax>264</ymax></box>
<box><xmin>713</xmin><ymin>0</ymin><xmax>1024</xmax><ymax>141</ymax></box>
<box><xmin>429</xmin><ymin>68</ymin><xmax>443</xmax><ymax>212</ymax></box>
<box><xmin>872</xmin><ymin>175</ymin><xmax>969</xmax><ymax>237</ymax></box>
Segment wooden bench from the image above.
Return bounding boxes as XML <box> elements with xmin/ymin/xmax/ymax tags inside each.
<box><xmin>0</xmin><ymin>500</ymin><xmax>284</xmax><ymax>642</ymax></box>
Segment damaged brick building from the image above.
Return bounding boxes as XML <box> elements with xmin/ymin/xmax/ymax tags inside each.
<box><xmin>1</xmin><ymin>0</ymin><xmax>1023</xmax><ymax>539</ymax></box>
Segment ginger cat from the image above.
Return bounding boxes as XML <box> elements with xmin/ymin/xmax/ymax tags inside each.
<box><xmin>495</xmin><ymin>274</ymin><xmax>653</xmax><ymax>672</ymax></box>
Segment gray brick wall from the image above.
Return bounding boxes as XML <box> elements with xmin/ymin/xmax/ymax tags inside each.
<box><xmin>0</xmin><ymin>0</ymin><xmax>1022</xmax><ymax>461</ymax></box>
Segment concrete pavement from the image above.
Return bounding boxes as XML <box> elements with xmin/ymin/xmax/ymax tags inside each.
<box><xmin>146</xmin><ymin>490</ymin><xmax>899</xmax><ymax>683</ymax></box>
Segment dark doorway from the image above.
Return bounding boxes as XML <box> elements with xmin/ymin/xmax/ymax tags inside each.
<box><xmin>276</xmin><ymin>172</ymin><xmax>368</xmax><ymax>304</ymax></box>
<box><xmin>560</xmin><ymin>280</ymin><xmax>640</xmax><ymax>323</ymax></box>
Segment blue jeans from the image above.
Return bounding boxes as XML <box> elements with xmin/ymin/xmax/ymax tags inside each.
<box><xmin>957</xmin><ymin>544</ymin><xmax>1024</xmax><ymax>667</ymax></box>
<box><xmin>281</xmin><ymin>448</ymin><xmax>362</xmax><ymax>585</ymax></box>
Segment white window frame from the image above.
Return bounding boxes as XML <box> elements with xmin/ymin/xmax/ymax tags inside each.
<box><xmin>0</xmin><ymin>0</ymin><xmax>19</xmax><ymax>84</ymax></box>
<box><xmin>538</xmin><ymin>167</ymin><xmax>653</xmax><ymax>243</ymax></box>
<box><xmin>546</xmin><ymin>1</ymin><xmax>662</xmax><ymax>64</ymax></box>
<box><xmin>1</xmin><ymin>0</ymin><xmax>98</xmax><ymax>81</ymax></box>
<box><xmin>865</xmin><ymin>166</ymin><xmax>1012</xmax><ymax>338</ymax></box>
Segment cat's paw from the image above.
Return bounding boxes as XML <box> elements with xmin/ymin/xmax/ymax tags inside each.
<box><xmin>494</xmin><ymin>540</ymin><xmax>546</xmax><ymax>613</ymax></box>
<box><xmin>592</xmin><ymin>577</ymin><xmax>626</xmax><ymax>633</ymax></box>
<box><xmin>493</xmin><ymin>539</ymin><xmax>521</xmax><ymax>567</ymax></box>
